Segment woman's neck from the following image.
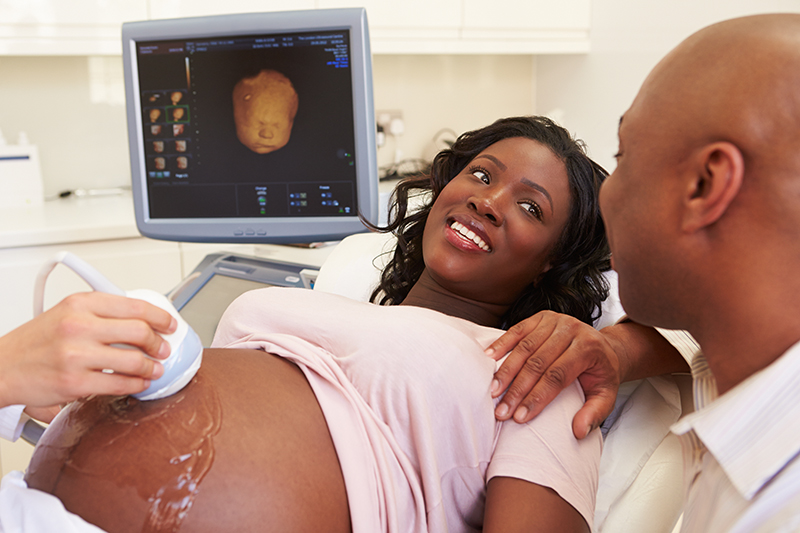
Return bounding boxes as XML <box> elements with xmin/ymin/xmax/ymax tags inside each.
<box><xmin>399</xmin><ymin>270</ymin><xmax>508</xmax><ymax>328</ymax></box>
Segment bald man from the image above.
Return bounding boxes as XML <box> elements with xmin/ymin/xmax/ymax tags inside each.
<box><xmin>599</xmin><ymin>14</ymin><xmax>800</xmax><ymax>531</ymax></box>
<box><xmin>487</xmin><ymin>12</ymin><xmax>800</xmax><ymax>532</ymax></box>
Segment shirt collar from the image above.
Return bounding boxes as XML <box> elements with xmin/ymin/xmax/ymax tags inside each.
<box><xmin>671</xmin><ymin>339</ymin><xmax>800</xmax><ymax>500</ymax></box>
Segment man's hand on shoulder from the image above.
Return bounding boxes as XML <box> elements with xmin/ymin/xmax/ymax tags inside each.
<box><xmin>486</xmin><ymin>311</ymin><xmax>625</xmax><ymax>439</ymax></box>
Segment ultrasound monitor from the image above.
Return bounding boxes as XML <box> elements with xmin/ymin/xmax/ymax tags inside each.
<box><xmin>121</xmin><ymin>8</ymin><xmax>378</xmax><ymax>244</ymax></box>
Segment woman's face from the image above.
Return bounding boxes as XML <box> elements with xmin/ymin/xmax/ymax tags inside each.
<box><xmin>422</xmin><ymin>136</ymin><xmax>572</xmax><ymax>306</ymax></box>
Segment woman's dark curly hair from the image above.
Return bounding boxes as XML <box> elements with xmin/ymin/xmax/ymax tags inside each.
<box><xmin>367</xmin><ymin>116</ymin><xmax>611</xmax><ymax>327</ymax></box>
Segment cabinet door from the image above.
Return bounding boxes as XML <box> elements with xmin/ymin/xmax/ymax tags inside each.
<box><xmin>148</xmin><ymin>0</ymin><xmax>315</xmax><ymax>19</ymax></box>
<box><xmin>461</xmin><ymin>0</ymin><xmax>591</xmax><ymax>53</ymax></box>
<box><xmin>0</xmin><ymin>0</ymin><xmax>148</xmax><ymax>55</ymax></box>
<box><xmin>0</xmin><ymin>0</ymin><xmax>146</xmax><ymax>25</ymax></box>
<box><xmin>318</xmin><ymin>0</ymin><xmax>462</xmax><ymax>54</ymax></box>
<box><xmin>463</xmin><ymin>0</ymin><xmax>591</xmax><ymax>30</ymax></box>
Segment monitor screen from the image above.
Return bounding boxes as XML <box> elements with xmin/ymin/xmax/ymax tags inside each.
<box><xmin>121</xmin><ymin>8</ymin><xmax>378</xmax><ymax>244</ymax></box>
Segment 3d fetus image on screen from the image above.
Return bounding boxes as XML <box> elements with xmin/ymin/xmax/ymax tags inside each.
<box><xmin>232</xmin><ymin>69</ymin><xmax>299</xmax><ymax>154</ymax></box>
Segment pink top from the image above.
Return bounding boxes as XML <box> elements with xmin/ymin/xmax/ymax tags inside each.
<box><xmin>212</xmin><ymin>287</ymin><xmax>602</xmax><ymax>532</ymax></box>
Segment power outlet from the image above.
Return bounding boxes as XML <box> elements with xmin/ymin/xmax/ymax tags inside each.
<box><xmin>376</xmin><ymin>110</ymin><xmax>404</xmax><ymax>136</ymax></box>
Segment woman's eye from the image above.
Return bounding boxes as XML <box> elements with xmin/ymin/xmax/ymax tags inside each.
<box><xmin>521</xmin><ymin>201</ymin><xmax>543</xmax><ymax>220</ymax></box>
<box><xmin>472</xmin><ymin>169</ymin><xmax>490</xmax><ymax>183</ymax></box>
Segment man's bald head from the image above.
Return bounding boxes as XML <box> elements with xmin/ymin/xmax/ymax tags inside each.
<box><xmin>633</xmin><ymin>14</ymin><xmax>800</xmax><ymax>187</ymax></box>
<box><xmin>600</xmin><ymin>14</ymin><xmax>800</xmax><ymax>345</ymax></box>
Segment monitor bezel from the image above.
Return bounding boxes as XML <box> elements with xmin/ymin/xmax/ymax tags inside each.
<box><xmin>121</xmin><ymin>8</ymin><xmax>378</xmax><ymax>244</ymax></box>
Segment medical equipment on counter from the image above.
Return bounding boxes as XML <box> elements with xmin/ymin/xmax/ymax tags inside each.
<box><xmin>0</xmin><ymin>130</ymin><xmax>44</xmax><ymax>208</ymax></box>
<box><xmin>33</xmin><ymin>251</ymin><xmax>203</xmax><ymax>402</ymax></box>
<box><xmin>168</xmin><ymin>252</ymin><xmax>318</xmax><ymax>347</ymax></box>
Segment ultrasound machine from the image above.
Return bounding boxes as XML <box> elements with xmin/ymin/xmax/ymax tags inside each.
<box><xmin>121</xmin><ymin>8</ymin><xmax>379</xmax><ymax>345</ymax></box>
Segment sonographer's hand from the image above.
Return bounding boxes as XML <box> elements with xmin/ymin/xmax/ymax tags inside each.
<box><xmin>0</xmin><ymin>292</ymin><xmax>176</xmax><ymax>413</ymax></box>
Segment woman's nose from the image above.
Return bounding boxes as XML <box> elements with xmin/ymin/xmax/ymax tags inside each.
<box><xmin>469</xmin><ymin>190</ymin><xmax>503</xmax><ymax>225</ymax></box>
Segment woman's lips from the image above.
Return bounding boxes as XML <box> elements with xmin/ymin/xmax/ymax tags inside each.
<box><xmin>448</xmin><ymin>220</ymin><xmax>492</xmax><ymax>252</ymax></box>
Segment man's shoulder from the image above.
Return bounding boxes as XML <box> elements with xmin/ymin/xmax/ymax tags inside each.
<box><xmin>730</xmin><ymin>453</ymin><xmax>800</xmax><ymax>533</ymax></box>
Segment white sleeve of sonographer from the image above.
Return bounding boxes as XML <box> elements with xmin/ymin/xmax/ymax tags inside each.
<box><xmin>0</xmin><ymin>406</ymin><xmax>25</xmax><ymax>442</ymax></box>
<box><xmin>0</xmin><ymin>470</ymin><xmax>107</xmax><ymax>533</ymax></box>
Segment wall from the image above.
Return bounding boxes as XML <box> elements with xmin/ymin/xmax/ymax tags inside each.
<box><xmin>536</xmin><ymin>0</ymin><xmax>800</xmax><ymax>173</ymax></box>
<box><xmin>0</xmin><ymin>54</ymin><xmax>535</xmax><ymax>196</ymax></box>
<box><xmin>0</xmin><ymin>55</ymin><xmax>131</xmax><ymax>196</ymax></box>
<box><xmin>373</xmin><ymin>54</ymin><xmax>535</xmax><ymax>171</ymax></box>
<box><xmin>4</xmin><ymin>2</ymin><xmax>799</xmax><ymax>200</ymax></box>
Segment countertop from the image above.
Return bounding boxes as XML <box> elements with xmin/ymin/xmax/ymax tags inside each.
<box><xmin>0</xmin><ymin>192</ymin><xmax>341</xmax><ymax>267</ymax></box>
<box><xmin>0</xmin><ymin>192</ymin><xmax>140</xmax><ymax>250</ymax></box>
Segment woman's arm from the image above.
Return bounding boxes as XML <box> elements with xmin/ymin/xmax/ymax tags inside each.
<box><xmin>484</xmin><ymin>477</ymin><xmax>589</xmax><ymax>533</ymax></box>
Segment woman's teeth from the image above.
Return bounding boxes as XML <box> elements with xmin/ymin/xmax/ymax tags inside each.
<box><xmin>450</xmin><ymin>221</ymin><xmax>491</xmax><ymax>251</ymax></box>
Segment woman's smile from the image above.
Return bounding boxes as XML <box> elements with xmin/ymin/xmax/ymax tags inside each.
<box><xmin>447</xmin><ymin>219</ymin><xmax>492</xmax><ymax>252</ymax></box>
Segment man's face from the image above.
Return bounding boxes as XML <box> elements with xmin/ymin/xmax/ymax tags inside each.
<box><xmin>599</xmin><ymin>95</ymin><xmax>685</xmax><ymax>327</ymax></box>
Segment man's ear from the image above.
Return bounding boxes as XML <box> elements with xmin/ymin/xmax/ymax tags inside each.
<box><xmin>682</xmin><ymin>142</ymin><xmax>744</xmax><ymax>233</ymax></box>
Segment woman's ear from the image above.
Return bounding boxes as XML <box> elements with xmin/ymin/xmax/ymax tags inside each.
<box><xmin>682</xmin><ymin>142</ymin><xmax>744</xmax><ymax>233</ymax></box>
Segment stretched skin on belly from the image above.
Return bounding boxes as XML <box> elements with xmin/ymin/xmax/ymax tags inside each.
<box><xmin>26</xmin><ymin>348</ymin><xmax>351</xmax><ymax>533</ymax></box>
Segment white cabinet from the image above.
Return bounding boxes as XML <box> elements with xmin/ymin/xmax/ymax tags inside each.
<box><xmin>0</xmin><ymin>237</ymin><xmax>184</xmax><ymax>338</ymax></box>
<box><xmin>461</xmin><ymin>0</ymin><xmax>592</xmax><ymax>53</ymax></box>
<box><xmin>0</xmin><ymin>0</ymin><xmax>147</xmax><ymax>55</ymax></box>
<box><xmin>326</xmin><ymin>0</ymin><xmax>591</xmax><ymax>54</ymax></box>
<box><xmin>148</xmin><ymin>0</ymin><xmax>316</xmax><ymax>19</ymax></box>
<box><xmin>0</xmin><ymin>0</ymin><xmax>591</xmax><ymax>55</ymax></box>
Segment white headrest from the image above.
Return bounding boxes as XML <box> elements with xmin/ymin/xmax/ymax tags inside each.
<box><xmin>314</xmin><ymin>232</ymin><xmax>397</xmax><ymax>302</ymax></box>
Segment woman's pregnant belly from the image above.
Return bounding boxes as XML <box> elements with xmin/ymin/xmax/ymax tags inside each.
<box><xmin>25</xmin><ymin>348</ymin><xmax>351</xmax><ymax>533</ymax></box>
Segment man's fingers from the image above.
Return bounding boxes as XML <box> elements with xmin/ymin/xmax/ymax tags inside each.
<box><xmin>491</xmin><ymin>340</ymin><xmax>548</xmax><ymax>397</ymax></box>
<box><xmin>496</xmin><ymin>356</ymin><xmax>579</xmax><ymax>422</ymax></box>
<box><xmin>485</xmin><ymin>314</ymin><xmax>545</xmax><ymax>360</ymax></box>
<box><xmin>491</xmin><ymin>319</ymin><xmax>564</xmax><ymax>397</ymax></box>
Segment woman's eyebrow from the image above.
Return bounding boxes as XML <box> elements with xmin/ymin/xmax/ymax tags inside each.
<box><xmin>520</xmin><ymin>178</ymin><xmax>554</xmax><ymax>213</ymax></box>
<box><xmin>474</xmin><ymin>154</ymin><xmax>507</xmax><ymax>171</ymax></box>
